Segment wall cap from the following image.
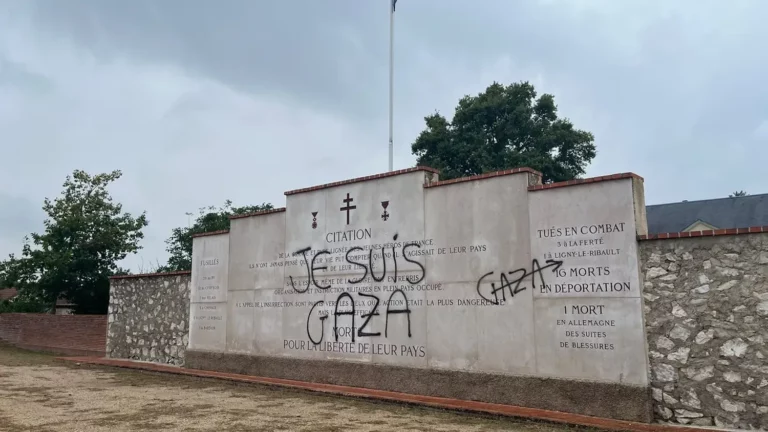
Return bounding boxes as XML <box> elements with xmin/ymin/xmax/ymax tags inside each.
<box><xmin>284</xmin><ymin>166</ymin><xmax>439</xmax><ymax>196</ymax></box>
<box><xmin>109</xmin><ymin>270</ymin><xmax>192</xmax><ymax>280</ymax></box>
<box><xmin>229</xmin><ymin>207</ymin><xmax>286</xmax><ymax>220</ymax></box>
<box><xmin>191</xmin><ymin>229</ymin><xmax>230</xmax><ymax>238</ymax></box>
<box><xmin>528</xmin><ymin>173</ymin><xmax>643</xmax><ymax>192</ymax></box>
<box><xmin>639</xmin><ymin>226</ymin><xmax>768</xmax><ymax>240</ymax></box>
<box><xmin>424</xmin><ymin>167</ymin><xmax>541</xmax><ymax>189</ymax></box>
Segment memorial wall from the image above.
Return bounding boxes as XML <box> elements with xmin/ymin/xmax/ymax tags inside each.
<box><xmin>185</xmin><ymin>167</ymin><xmax>652</xmax><ymax>421</ymax></box>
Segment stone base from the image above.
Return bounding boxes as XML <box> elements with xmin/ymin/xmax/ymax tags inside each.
<box><xmin>185</xmin><ymin>350</ymin><xmax>653</xmax><ymax>422</ymax></box>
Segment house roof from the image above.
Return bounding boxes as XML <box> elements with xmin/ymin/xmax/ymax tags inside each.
<box><xmin>0</xmin><ymin>288</ymin><xmax>18</xmax><ymax>301</ymax></box>
<box><xmin>646</xmin><ymin>193</ymin><xmax>768</xmax><ymax>234</ymax></box>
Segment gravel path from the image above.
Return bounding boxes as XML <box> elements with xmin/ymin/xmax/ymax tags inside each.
<box><xmin>0</xmin><ymin>345</ymin><xmax>594</xmax><ymax>432</ymax></box>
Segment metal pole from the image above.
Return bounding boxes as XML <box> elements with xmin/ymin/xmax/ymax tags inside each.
<box><xmin>388</xmin><ymin>0</ymin><xmax>394</xmax><ymax>171</ymax></box>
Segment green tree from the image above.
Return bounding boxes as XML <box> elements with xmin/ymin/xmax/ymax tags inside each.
<box><xmin>730</xmin><ymin>190</ymin><xmax>747</xmax><ymax>197</ymax></box>
<box><xmin>411</xmin><ymin>81</ymin><xmax>596</xmax><ymax>183</ymax></box>
<box><xmin>0</xmin><ymin>170</ymin><xmax>148</xmax><ymax>314</ymax></box>
<box><xmin>161</xmin><ymin>200</ymin><xmax>273</xmax><ymax>272</ymax></box>
<box><xmin>0</xmin><ymin>290</ymin><xmax>50</xmax><ymax>314</ymax></box>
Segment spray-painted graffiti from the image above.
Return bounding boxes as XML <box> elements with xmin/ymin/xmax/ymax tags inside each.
<box><xmin>293</xmin><ymin>234</ymin><xmax>422</xmax><ymax>345</ymax></box>
<box><xmin>305</xmin><ymin>289</ymin><xmax>412</xmax><ymax>345</ymax></box>
<box><xmin>476</xmin><ymin>259</ymin><xmax>564</xmax><ymax>305</ymax></box>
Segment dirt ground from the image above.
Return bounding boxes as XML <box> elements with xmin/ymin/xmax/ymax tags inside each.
<box><xmin>0</xmin><ymin>345</ymin><xmax>599</xmax><ymax>432</ymax></box>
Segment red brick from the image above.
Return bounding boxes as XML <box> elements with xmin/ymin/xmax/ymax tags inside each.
<box><xmin>285</xmin><ymin>166</ymin><xmax>439</xmax><ymax>195</ymax></box>
<box><xmin>424</xmin><ymin>167</ymin><xmax>542</xmax><ymax>189</ymax></box>
<box><xmin>229</xmin><ymin>207</ymin><xmax>286</xmax><ymax>220</ymax></box>
<box><xmin>110</xmin><ymin>270</ymin><xmax>191</xmax><ymax>280</ymax></box>
<box><xmin>527</xmin><ymin>173</ymin><xmax>642</xmax><ymax>192</ymax></box>
<box><xmin>0</xmin><ymin>314</ymin><xmax>106</xmax><ymax>357</ymax></box>
<box><xmin>637</xmin><ymin>226</ymin><xmax>768</xmax><ymax>241</ymax></box>
<box><xmin>57</xmin><ymin>356</ymin><xmax>715</xmax><ymax>432</ymax></box>
<box><xmin>191</xmin><ymin>229</ymin><xmax>230</xmax><ymax>238</ymax></box>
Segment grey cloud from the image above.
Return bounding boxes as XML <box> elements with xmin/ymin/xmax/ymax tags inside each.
<box><xmin>2</xmin><ymin>0</ymin><xmax>768</xmax><ymax>270</ymax></box>
<box><xmin>0</xmin><ymin>194</ymin><xmax>43</xmax><ymax>258</ymax></box>
<box><xmin>0</xmin><ymin>58</ymin><xmax>53</xmax><ymax>94</ymax></box>
<box><xmin>22</xmin><ymin>0</ymin><xmax>391</xmax><ymax>121</ymax></box>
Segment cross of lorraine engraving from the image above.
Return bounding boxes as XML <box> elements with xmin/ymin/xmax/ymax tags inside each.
<box><xmin>340</xmin><ymin>193</ymin><xmax>356</xmax><ymax>225</ymax></box>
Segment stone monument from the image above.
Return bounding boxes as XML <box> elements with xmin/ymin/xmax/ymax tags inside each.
<box><xmin>186</xmin><ymin>167</ymin><xmax>651</xmax><ymax>421</ymax></box>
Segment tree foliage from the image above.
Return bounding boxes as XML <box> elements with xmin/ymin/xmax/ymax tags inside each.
<box><xmin>411</xmin><ymin>81</ymin><xmax>597</xmax><ymax>183</ymax></box>
<box><xmin>161</xmin><ymin>200</ymin><xmax>273</xmax><ymax>272</ymax></box>
<box><xmin>0</xmin><ymin>170</ymin><xmax>147</xmax><ymax>314</ymax></box>
<box><xmin>730</xmin><ymin>190</ymin><xmax>747</xmax><ymax>197</ymax></box>
<box><xmin>0</xmin><ymin>290</ymin><xmax>50</xmax><ymax>314</ymax></box>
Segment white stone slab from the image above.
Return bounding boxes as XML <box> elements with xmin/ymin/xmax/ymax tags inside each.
<box><xmin>251</xmin><ymin>288</ymin><xmax>286</xmax><ymax>356</ymax></box>
<box><xmin>424</xmin><ymin>174</ymin><xmax>531</xmax><ymax>284</ymax></box>
<box><xmin>189</xmin><ymin>169</ymin><xmax>651</xmax><ymax>387</ymax></box>
<box><xmin>226</xmin><ymin>290</ymin><xmax>255</xmax><ymax>353</ymax></box>
<box><xmin>190</xmin><ymin>234</ymin><xmax>229</xmax><ymax>303</ymax></box>
<box><xmin>534</xmin><ymin>296</ymin><xmax>649</xmax><ymax>385</ymax></box>
<box><xmin>529</xmin><ymin>179</ymin><xmax>642</xmax><ymax>299</ymax></box>
<box><xmin>228</xmin><ymin>211</ymin><xmax>286</xmax><ymax>292</ymax></box>
<box><xmin>188</xmin><ymin>302</ymin><xmax>227</xmax><ymax>352</ymax></box>
<box><xmin>426</xmin><ymin>281</ymin><xmax>536</xmax><ymax>375</ymax></box>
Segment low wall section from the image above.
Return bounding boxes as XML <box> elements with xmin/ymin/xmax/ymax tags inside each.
<box><xmin>0</xmin><ymin>313</ymin><xmax>107</xmax><ymax>357</ymax></box>
<box><xmin>639</xmin><ymin>229</ymin><xmax>768</xmax><ymax>429</ymax></box>
<box><xmin>107</xmin><ymin>271</ymin><xmax>191</xmax><ymax>365</ymax></box>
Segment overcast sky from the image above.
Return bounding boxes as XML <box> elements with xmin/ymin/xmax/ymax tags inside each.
<box><xmin>1</xmin><ymin>0</ymin><xmax>767</xmax><ymax>271</ymax></box>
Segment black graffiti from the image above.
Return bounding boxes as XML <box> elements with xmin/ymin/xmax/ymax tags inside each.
<box><xmin>295</xmin><ymin>233</ymin><xmax>423</xmax><ymax>345</ymax></box>
<box><xmin>288</xmin><ymin>247</ymin><xmax>334</xmax><ymax>292</ymax></box>
<box><xmin>476</xmin><ymin>259</ymin><xmax>564</xmax><ymax>305</ymax></box>
<box><xmin>346</xmin><ymin>246</ymin><xmax>368</xmax><ymax>283</ymax></box>
<box><xmin>357</xmin><ymin>293</ymin><xmax>381</xmax><ymax>337</ymax></box>
<box><xmin>291</xmin><ymin>233</ymin><xmax>426</xmax><ymax>290</ymax></box>
<box><xmin>306</xmin><ymin>300</ymin><xmax>327</xmax><ymax>345</ymax></box>
<box><xmin>402</xmin><ymin>242</ymin><xmax>426</xmax><ymax>284</ymax></box>
<box><xmin>385</xmin><ymin>289</ymin><xmax>412</xmax><ymax>338</ymax></box>
<box><xmin>333</xmin><ymin>292</ymin><xmax>356</xmax><ymax>341</ymax></box>
<box><xmin>305</xmin><ymin>289</ymin><xmax>413</xmax><ymax>345</ymax></box>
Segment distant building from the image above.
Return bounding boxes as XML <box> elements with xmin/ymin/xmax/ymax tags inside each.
<box><xmin>54</xmin><ymin>298</ymin><xmax>75</xmax><ymax>315</ymax></box>
<box><xmin>646</xmin><ymin>193</ymin><xmax>768</xmax><ymax>234</ymax></box>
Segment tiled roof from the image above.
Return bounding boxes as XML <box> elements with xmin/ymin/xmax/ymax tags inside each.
<box><xmin>646</xmin><ymin>193</ymin><xmax>768</xmax><ymax>234</ymax></box>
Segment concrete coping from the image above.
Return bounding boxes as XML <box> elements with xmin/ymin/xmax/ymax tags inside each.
<box><xmin>109</xmin><ymin>270</ymin><xmax>191</xmax><ymax>280</ymax></box>
<box><xmin>284</xmin><ymin>166</ymin><xmax>440</xmax><ymax>196</ymax></box>
<box><xmin>639</xmin><ymin>226</ymin><xmax>768</xmax><ymax>240</ymax></box>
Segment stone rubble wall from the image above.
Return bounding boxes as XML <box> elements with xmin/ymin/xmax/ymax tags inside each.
<box><xmin>107</xmin><ymin>272</ymin><xmax>191</xmax><ymax>365</ymax></box>
<box><xmin>640</xmin><ymin>233</ymin><xmax>768</xmax><ymax>429</ymax></box>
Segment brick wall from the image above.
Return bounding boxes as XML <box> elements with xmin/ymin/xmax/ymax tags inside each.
<box><xmin>0</xmin><ymin>315</ymin><xmax>22</xmax><ymax>344</ymax></box>
<box><xmin>0</xmin><ymin>313</ymin><xmax>107</xmax><ymax>357</ymax></box>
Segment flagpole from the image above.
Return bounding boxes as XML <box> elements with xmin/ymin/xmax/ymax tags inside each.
<box><xmin>388</xmin><ymin>0</ymin><xmax>395</xmax><ymax>172</ymax></box>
